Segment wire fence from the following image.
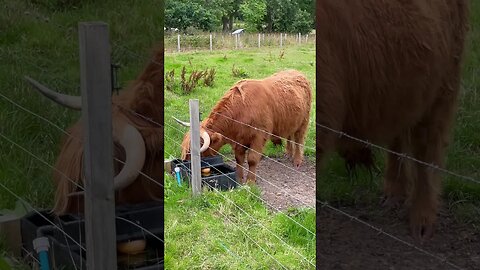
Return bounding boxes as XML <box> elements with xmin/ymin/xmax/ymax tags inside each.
<box><xmin>164</xmin><ymin>32</ymin><xmax>316</xmax><ymax>53</ymax></box>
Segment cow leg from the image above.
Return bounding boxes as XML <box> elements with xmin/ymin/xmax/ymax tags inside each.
<box><xmin>285</xmin><ymin>136</ymin><xmax>294</xmax><ymax>159</ymax></box>
<box><xmin>409</xmin><ymin>93</ymin><xmax>457</xmax><ymax>242</ymax></box>
<box><xmin>234</xmin><ymin>145</ymin><xmax>247</xmax><ymax>184</ymax></box>
<box><xmin>292</xmin><ymin>119</ymin><xmax>309</xmax><ymax>168</ymax></box>
<box><xmin>246</xmin><ymin>136</ymin><xmax>268</xmax><ymax>183</ymax></box>
<box><xmin>382</xmin><ymin>137</ymin><xmax>410</xmax><ymax>208</ymax></box>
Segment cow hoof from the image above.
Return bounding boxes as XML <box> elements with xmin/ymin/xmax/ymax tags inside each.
<box><xmin>410</xmin><ymin>208</ymin><xmax>436</xmax><ymax>243</ymax></box>
<box><xmin>410</xmin><ymin>223</ymin><xmax>434</xmax><ymax>244</ymax></box>
<box><xmin>245</xmin><ymin>178</ymin><xmax>256</xmax><ymax>185</ymax></box>
<box><xmin>293</xmin><ymin>159</ymin><xmax>303</xmax><ymax>168</ymax></box>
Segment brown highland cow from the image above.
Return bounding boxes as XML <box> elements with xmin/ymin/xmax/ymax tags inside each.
<box><xmin>177</xmin><ymin>69</ymin><xmax>312</xmax><ymax>183</ymax></box>
<box><xmin>317</xmin><ymin>0</ymin><xmax>470</xmax><ymax>241</ymax></box>
<box><xmin>24</xmin><ymin>46</ymin><xmax>164</xmax><ymax>215</ymax></box>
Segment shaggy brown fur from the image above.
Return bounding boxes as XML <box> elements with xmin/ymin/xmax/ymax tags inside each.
<box><xmin>52</xmin><ymin>45</ymin><xmax>164</xmax><ymax>215</ymax></box>
<box><xmin>181</xmin><ymin>70</ymin><xmax>312</xmax><ymax>183</ymax></box>
<box><xmin>317</xmin><ymin>0</ymin><xmax>470</xmax><ymax>241</ymax></box>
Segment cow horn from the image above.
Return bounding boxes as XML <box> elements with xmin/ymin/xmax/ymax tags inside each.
<box><xmin>24</xmin><ymin>76</ymin><xmax>82</xmax><ymax>110</ymax></box>
<box><xmin>113</xmin><ymin>122</ymin><xmax>146</xmax><ymax>190</ymax></box>
<box><xmin>200</xmin><ymin>130</ymin><xmax>211</xmax><ymax>153</ymax></box>
<box><xmin>172</xmin><ymin>116</ymin><xmax>190</xmax><ymax>127</ymax></box>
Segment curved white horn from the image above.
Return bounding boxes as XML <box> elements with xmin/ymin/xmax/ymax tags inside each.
<box><xmin>113</xmin><ymin>122</ymin><xmax>146</xmax><ymax>190</ymax></box>
<box><xmin>24</xmin><ymin>76</ymin><xmax>82</xmax><ymax>110</ymax></box>
<box><xmin>199</xmin><ymin>130</ymin><xmax>211</xmax><ymax>153</ymax></box>
<box><xmin>172</xmin><ymin>116</ymin><xmax>190</xmax><ymax>127</ymax></box>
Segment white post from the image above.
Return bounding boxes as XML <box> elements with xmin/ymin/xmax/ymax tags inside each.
<box><xmin>280</xmin><ymin>33</ymin><xmax>283</xmax><ymax>47</ymax></box>
<box><xmin>189</xmin><ymin>99</ymin><xmax>201</xmax><ymax>195</ymax></box>
<box><xmin>306</xmin><ymin>34</ymin><xmax>308</xmax><ymax>43</ymax></box>
<box><xmin>235</xmin><ymin>34</ymin><xmax>238</xmax><ymax>49</ymax></box>
<box><xmin>299</xmin><ymin>33</ymin><xmax>301</xmax><ymax>44</ymax></box>
<box><xmin>258</xmin><ymin>33</ymin><xmax>261</xmax><ymax>48</ymax></box>
<box><xmin>177</xmin><ymin>34</ymin><xmax>181</xmax><ymax>52</ymax></box>
<box><xmin>210</xmin><ymin>34</ymin><xmax>213</xmax><ymax>51</ymax></box>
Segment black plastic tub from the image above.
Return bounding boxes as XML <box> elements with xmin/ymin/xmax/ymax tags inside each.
<box><xmin>20</xmin><ymin>202</ymin><xmax>164</xmax><ymax>269</ymax></box>
<box><xmin>171</xmin><ymin>156</ymin><xmax>238</xmax><ymax>190</ymax></box>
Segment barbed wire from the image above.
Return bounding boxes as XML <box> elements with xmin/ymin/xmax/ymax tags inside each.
<box><xmin>315</xmin><ymin>122</ymin><xmax>480</xmax><ymax>186</ymax></box>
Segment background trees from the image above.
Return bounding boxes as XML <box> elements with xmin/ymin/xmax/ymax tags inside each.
<box><xmin>165</xmin><ymin>0</ymin><xmax>314</xmax><ymax>33</ymax></box>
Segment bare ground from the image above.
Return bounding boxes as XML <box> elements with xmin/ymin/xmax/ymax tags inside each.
<box><xmin>227</xmin><ymin>155</ymin><xmax>479</xmax><ymax>270</ymax></box>
<box><xmin>227</xmin><ymin>156</ymin><xmax>316</xmax><ymax>210</ymax></box>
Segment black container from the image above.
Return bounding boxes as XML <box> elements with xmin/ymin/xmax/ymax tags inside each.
<box><xmin>173</xmin><ymin>156</ymin><xmax>238</xmax><ymax>190</ymax></box>
<box><xmin>20</xmin><ymin>202</ymin><xmax>164</xmax><ymax>269</ymax></box>
<box><xmin>171</xmin><ymin>155</ymin><xmax>224</xmax><ymax>178</ymax></box>
<box><xmin>201</xmin><ymin>164</ymin><xmax>238</xmax><ymax>190</ymax></box>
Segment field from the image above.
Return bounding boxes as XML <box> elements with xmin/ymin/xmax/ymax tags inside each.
<box><xmin>0</xmin><ymin>0</ymin><xmax>164</xmax><ymax>267</ymax></box>
<box><xmin>317</xmin><ymin>1</ymin><xmax>480</xmax><ymax>269</ymax></box>
<box><xmin>163</xmin><ymin>46</ymin><xmax>316</xmax><ymax>269</ymax></box>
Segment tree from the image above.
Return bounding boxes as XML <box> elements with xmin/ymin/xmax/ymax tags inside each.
<box><xmin>165</xmin><ymin>1</ymin><xmax>216</xmax><ymax>31</ymax></box>
<box><xmin>241</xmin><ymin>0</ymin><xmax>267</xmax><ymax>32</ymax></box>
<box><xmin>292</xmin><ymin>9</ymin><xmax>313</xmax><ymax>34</ymax></box>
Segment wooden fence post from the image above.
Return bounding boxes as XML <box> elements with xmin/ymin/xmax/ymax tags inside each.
<box><xmin>280</xmin><ymin>33</ymin><xmax>283</xmax><ymax>47</ymax></box>
<box><xmin>258</xmin><ymin>33</ymin><xmax>261</xmax><ymax>48</ymax></box>
<box><xmin>177</xmin><ymin>34</ymin><xmax>181</xmax><ymax>52</ymax></box>
<box><xmin>78</xmin><ymin>22</ymin><xmax>117</xmax><ymax>270</ymax></box>
<box><xmin>210</xmin><ymin>34</ymin><xmax>213</xmax><ymax>51</ymax></box>
<box><xmin>189</xmin><ymin>99</ymin><xmax>201</xmax><ymax>195</ymax></box>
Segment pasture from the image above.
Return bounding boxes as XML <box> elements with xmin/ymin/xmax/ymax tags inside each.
<box><xmin>164</xmin><ymin>46</ymin><xmax>316</xmax><ymax>269</ymax></box>
<box><xmin>317</xmin><ymin>1</ymin><xmax>480</xmax><ymax>269</ymax></box>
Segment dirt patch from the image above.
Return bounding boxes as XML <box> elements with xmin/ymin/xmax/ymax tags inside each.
<box><xmin>227</xmin><ymin>156</ymin><xmax>316</xmax><ymax>210</ymax></box>
<box><xmin>318</xmin><ymin>204</ymin><xmax>480</xmax><ymax>270</ymax></box>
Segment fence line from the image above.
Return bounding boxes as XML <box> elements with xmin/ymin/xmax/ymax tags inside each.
<box><xmin>163</xmin><ymin>129</ymin><xmax>315</xmax><ymax>235</ymax></box>
<box><xmin>314</xmin><ymin>122</ymin><xmax>480</xmax><ymax>186</ymax></box>
<box><xmin>164</xmin><ymin>32</ymin><xmax>315</xmax><ymax>53</ymax></box>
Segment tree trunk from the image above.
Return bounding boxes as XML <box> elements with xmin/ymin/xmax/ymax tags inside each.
<box><xmin>222</xmin><ymin>15</ymin><xmax>229</xmax><ymax>32</ymax></box>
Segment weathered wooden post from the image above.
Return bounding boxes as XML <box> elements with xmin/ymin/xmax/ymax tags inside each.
<box><xmin>258</xmin><ymin>33</ymin><xmax>261</xmax><ymax>48</ymax></box>
<box><xmin>189</xmin><ymin>99</ymin><xmax>201</xmax><ymax>195</ymax></box>
<box><xmin>177</xmin><ymin>34</ymin><xmax>181</xmax><ymax>52</ymax></box>
<box><xmin>78</xmin><ymin>22</ymin><xmax>117</xmax><ymax>269</ymax></box>
<box><xmin>210</xmin><ymin>34</ymin><xmax>213</xmax><ymax>51</ymax></box>
<box><xmin>280</xmin><ymin>33</ymin><xmax>283</xmax><ymax>47</ymax></box>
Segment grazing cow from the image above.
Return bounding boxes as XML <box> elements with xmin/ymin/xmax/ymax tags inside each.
<box><xmin>177</xmin><ymin>70</ymin><xmax>312</xmax><ymax>183</ymax></box>
<box><xmin>317</xmin><ymin>0</ymin><xmax>469</xmax><ymax>241</ymax></box>
<box><xmin>25</xmin><ymin>45</ymin><xmax>164</xmax><ymax>215</ymax></box>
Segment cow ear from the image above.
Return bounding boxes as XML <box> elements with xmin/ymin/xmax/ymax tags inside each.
<box><xmin>211</xmin><ymin>132</ymin><xmax>223</xmax><ymax>144</ymax></box>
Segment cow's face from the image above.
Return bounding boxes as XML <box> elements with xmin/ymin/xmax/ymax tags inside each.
<box><xmin>180</xmin><ymin>128</ymin><xmax>224</xmax><ymax>160</ymax></box>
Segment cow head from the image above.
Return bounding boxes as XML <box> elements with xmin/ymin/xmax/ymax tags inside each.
<box><xmin>173</xmin><ymin>117</ymin><xmax>224</xmax><ymax>160</ymax></box>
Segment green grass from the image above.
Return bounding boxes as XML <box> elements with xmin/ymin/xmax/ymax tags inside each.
<box><xmin>0</xmin><ymin>0</ymin><xmax>164</xmax><ymax>265</ymax></box>
<box><xmin>164</xmin><ymin>46</ymin><xmax>316</xmax><ymax>269</ymax></box>
<box><xmin>316</xmin><ymin>1</ymin><xmax>480</xmax><ymax>227</ymax></box>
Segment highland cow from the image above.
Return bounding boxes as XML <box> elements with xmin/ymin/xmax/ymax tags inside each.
<box><xmin>317</xmin><ymin>0</ymin><xmax>469</xmax><ymax>241</ymax></box>
<box><xmin>177</xmin><ymin>70</ymin><xmax>312</xmax><ymax>183</ymax></box>
<box><xmin>25</xmin><ymin>46</ymin><xmax>164</xmax><ymax>215</ymax></box>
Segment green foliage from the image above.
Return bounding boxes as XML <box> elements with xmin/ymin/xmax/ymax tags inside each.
<box><xmin>241</xmin><ymin>0</ymin><xmax>267</xmax><ymax>32</ymax></box>
<box><xmin>292</xmin><ymin>9</ymin><xmax>313</xmax><ymax>34</ymax></box>
<box><xmin>231</xmin><ymin>64</ymin><xmax>249</xmax><ymax>78</ymax></box>
<box><xmin>165</xmin><ymin>1</ymin><xmax>216</xmax><ymax>31</ymax></box>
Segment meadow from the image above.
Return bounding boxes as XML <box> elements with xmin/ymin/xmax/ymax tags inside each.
<box><xmin>163</xmin><ymin>46</ymin><xmax>316</xmax><ymax>269</ymax></box>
